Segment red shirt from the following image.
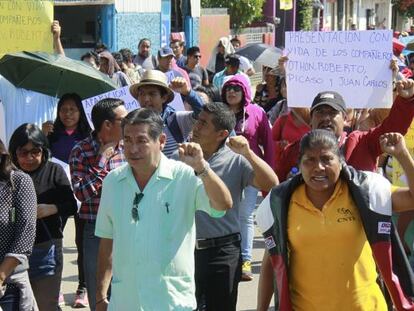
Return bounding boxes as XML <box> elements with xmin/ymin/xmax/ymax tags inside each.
<box><xmin>272</xmin><ymin>112</ymin><xmax>310</xmax><ymax>168</ymax></box>
<box><xmin>276</xmin><ymin>96</ymin><xmax>414</xmax><ymax>182</ymax></box>
<box><xmin>69</xmin><ymin>134</ymin><xmax>126</xmax><ymax>221</ymax></box>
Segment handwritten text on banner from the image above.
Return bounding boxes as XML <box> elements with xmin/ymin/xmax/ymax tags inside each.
<box><xmin>285</xmin><ymin>30</ymin><xmax>393</xmax><ymax>109</ymax></box>
<box><xmin>0</xmin><ymin>1</ymin><xmax>53</xmax><ymax>56</ymax></box>
<box><xmin>82</xmin><ymin>86</ymin><xmax>185</xmax><ymax>129</ymax></box>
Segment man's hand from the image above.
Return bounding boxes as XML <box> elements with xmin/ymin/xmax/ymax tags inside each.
<box><xmin>396</xmin><ymin>79</ymin><xmax>414</xmax><ymax>99</ymax></box>
<box><xmin>42</xmin><ymin>121</ymin><xmax>54</xmax><ymax>136</ymax></box>
<box><xmin>278</xmin><ymin>55</ymin><xmax>289</xmax><ymax>74</ymax></box>
<box><xmin>96</xmin><ymin>298</ymin><xmax>109</xmax><ymax>311</ymax></box>
<box><xmin>380</xmin><ymin>132</ymin><xmax>407</xmax><ymax>158</ymax></box>
<box><xmin>169</xmin><ymin>77</ymin><xmax>190</xmax><ymax>96</ymax></box>
<box><xmin>98</xmin><ymin>141</ymin><xmax>118</xmax><ymax>158</ymax></box>
<box><xmin>51</xmin><ymin>20</ymin><xmax>61</xmax><ymax>39</ymax></box>
<box><xmin>178</xmin><ymin>143</ymin><xmax>205</xmax><ymax>173</ymax></box>
<box><xmin>226</xmin><ymin>136</ymin><xmax>251</xmax><ymax>157</ymax></box>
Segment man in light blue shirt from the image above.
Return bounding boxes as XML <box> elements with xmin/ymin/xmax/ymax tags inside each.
<box><xmin>94</xmin><ymin>108</ymin><xmax>232</xmax><ymax>310</ymax></box>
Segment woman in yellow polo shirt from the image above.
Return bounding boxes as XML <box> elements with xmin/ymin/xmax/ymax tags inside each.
<box><xmin>257</xmin><ymin>129</ymin><xmax>414</xmax><ymax>311</ymax></box>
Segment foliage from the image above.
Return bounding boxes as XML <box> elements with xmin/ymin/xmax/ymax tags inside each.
<box><xmin>392</xmin><ymin>0</ymin><xmax>414</xmax><ymax>18</ymax></box>
<box><xmin>296</xmin><ymin>0</ymin><xmax>313</xmax><ymax>30</ymax></box>
<box><xmin>201</xmin><ymin>0</ymin><xmax>266</xmax><ymax>30</ymax></box>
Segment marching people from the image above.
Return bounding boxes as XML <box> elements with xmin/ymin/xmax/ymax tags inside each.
<box><xmin>94</xmin><ymin>108</ymin><xmax>232</xmax><ymax>310</ymax></box>
<box><xmin>8</xmin><ymin>124</ymin><xmax>77</xmax><ymax>311</ymax></box>
<box><xmin>258</xmin><ymin>80</ymin><xmax>414</xmax><ymax>310</ymax></box>
<box><xmin>41</xmin><ymin>93</ymin><xmax>91</xmax><ymax>307</ymax></box>
<box><xmin>129</xmin><ymin>70</ymin><xmax>204</xmax><ymax>157</ymax></box>
<box><xmin>256</xmin><ymin>130</ymin><xmax>414</xmax><ymax>311</ymax></box>
<box><xmin>187</xmin><ymin>102</ymin><xmax>278</xmax><ymax>310</ymax></box>
<box><xmin>0</xmin><ymin>139</ymin><xmax>38</xmax><ymax>311</ymax></box>
<box><xmin>133</xmin><ymin>38</ymin><xmax>158</xmax><ymax>70</ymax></box>
<box><xmin>69</xmin><ymin>99</ymin><xmax>128</xmax><ymax>310</ymax></box>
<box><xmin>221</xmin><ymin>75</ymin><xmax>274</xmax><ymax>281</ymax></box>
<box><xmin>206</xmin><ymin>37</ymin><xmax>235</xmax><ymax>80</ymax></box>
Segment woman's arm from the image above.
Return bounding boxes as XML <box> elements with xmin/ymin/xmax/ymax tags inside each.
<box><xmin>1</xmin><ymin>173</ymin><xmax>37</xmax><ymax>281</ymax></box>
<box><xmin>381</xmin><ymin>133</ymin><xmax>414</xmax><ymax>212</ymax></box>
<box><xmin>257</xmin><ymin>250</ymin><xmax>274</xmax><ymax>311</ymax></box>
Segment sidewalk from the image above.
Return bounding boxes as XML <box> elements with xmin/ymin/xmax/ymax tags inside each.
<box><xmin>59</xmin><ymin>217</ymin><xmax>274</xmax><ymax>310</ymax></box>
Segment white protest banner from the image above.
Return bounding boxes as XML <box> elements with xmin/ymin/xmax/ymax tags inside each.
<box><xmin>285</xmin><ymin>30</ymin><xmax>393</xmax><ymax>109</ymax></box>
<box><xmin>82</xmin><ymin>86</ymin><xmax>185</xmax><ymax>129</ymax></box>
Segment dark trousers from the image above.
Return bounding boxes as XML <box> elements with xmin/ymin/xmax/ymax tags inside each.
<box><xmin>74</xmin><ymin>214</ymin><xmax>86</xmax><ymax>290</ymax></box>
<box><xmin>0</xmin><ymin>286</ymin><xmax>19</xmax><ymax>311</ymax></box>
<box><xmin>195</xmin><ymin>241</ymin><xmax>242</xmax><ymax>311</ymax></box>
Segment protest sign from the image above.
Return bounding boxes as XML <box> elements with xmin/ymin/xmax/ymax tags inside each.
<box><xmin>392</xmin><ymin>120</ymin><xmax>414</xmax><ymax>187</ymax></box>
<box><xmin>82</xmin><ymin>86</ymin><xmax>185</xmax><ymax>129</ymax></box>
<box><xmin>285</xmin><ymin>30</ymin><xmax>393</xmax><ymax>109</ymax></box>
<box><xmin>0</xmin><ymin>1</ymin><xmax>53</xmax><ymax>56</ymax></box>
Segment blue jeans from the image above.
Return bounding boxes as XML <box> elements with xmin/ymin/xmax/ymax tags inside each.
<box><xmin>239</xmin><ymin>186</ymin><xmax>259</xmax><ymax>262</ymax></box>
<box><xmin>83</xmin><ymin>221</ymin><xmax>101</xmax><ymax>311</ymax></box>
<box><xmin>0</xmin><ymin>286</ymin><xmax>20</xmax><ymax>311</ymax></box>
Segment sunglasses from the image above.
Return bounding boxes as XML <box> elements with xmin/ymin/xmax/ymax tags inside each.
<box><xmin>131</xmin><ymin>192</ymin><xmax>144</xmax><ymax>222</ymax></box>
<box><xmin>16</xmin><ymin>147</ymin><xmax>42</xmax><ymax>158</ymax></box>
<box><xmin>226</xmin><ymin>85</ymin><xmax>242</xmax><ymax>92</ymax></box>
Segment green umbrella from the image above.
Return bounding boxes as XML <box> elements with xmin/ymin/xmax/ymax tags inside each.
<box><xmin>0</xmin><ymin>51</ymin><xmax>117</xmax><ymax>99</ymax></box>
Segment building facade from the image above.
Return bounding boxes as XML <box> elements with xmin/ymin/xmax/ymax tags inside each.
<box><xmin>54</xmin><ymin>0</ymin><xmax>200</xmax><ymax>59</ymax></box>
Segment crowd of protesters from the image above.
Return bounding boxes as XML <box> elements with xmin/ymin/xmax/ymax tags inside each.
<box><xmin>2</xmin><ymin>19</ymin><xmax>414</xmax><ymax>311</ymax></box>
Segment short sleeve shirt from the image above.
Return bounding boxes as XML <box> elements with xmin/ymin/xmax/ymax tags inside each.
<box><xmin>287</xmin><ymin>180</ymin><xmax>387</xmax><ymax>311</ymax></box>
<box><xmin>185</xmin><ymin>65</ymin><xmax>208</xmax><ymax>88</ymax></box>
<box><xmin>95</xmin><ymin>155</ymin><xmax>224</xmax><ymax>310</ymax></box>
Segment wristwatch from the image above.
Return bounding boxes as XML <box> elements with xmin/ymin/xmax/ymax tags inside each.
<box><xmin>195</xmin><ymin>162</ymin><xmax>210</xmax><ymax>179</ymax></box>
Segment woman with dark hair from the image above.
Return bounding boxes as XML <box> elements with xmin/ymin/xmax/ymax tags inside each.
<box><xmin>257</xmin><ymin>129</ymin><xmax>414</xmax><ymax>311</ymax></box>
<box><xmin>42</xmin><ymin>93</ymin><xmax>91</xmax><ymax>307</ymax></box>
<box><xmin>221</xmin><ymin>74</ymin><xmax>274</xmax><ymax>281</ymax></box>
<box><xmin>0</xmin><ymin>139</ymin><xmax>37</xmax><ymax>311</ymax></box>
<box><xmin>9</xmin><ymin>124</ymin><xmax>77</xmax><ymax>311</ymax></box>
<box><xmin>42</xmin><ymin>93</ymin><xmax>91</xmax><ymax>163</ymax></box>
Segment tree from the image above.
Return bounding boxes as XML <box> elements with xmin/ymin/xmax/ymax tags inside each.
<box><xmin>392</xmin><ymin>0</ymin><xmax>414</xmax><ymax>18</ymax></box>
<box><xmin>201</xmin><ymin>0</ymin><xmax>266</xmax><ymax>30</ymax></box>
<box><xmin>296</xmin><ymin>0</ymin><xmax>313</xmax><ymax>30</ymax></box>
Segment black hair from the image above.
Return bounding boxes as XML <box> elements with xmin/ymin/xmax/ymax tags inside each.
<box><xmin>121</xmin><ymin>108</ymin><xmax>163</xmax><ymax>141</ymax></box>
<box><xmin>170</xmin><ymin>40</ymin><xmax>185</xmax><ymax>47</ymax></box>
<box><xmin>95</xmin><ymin>43</ymin><xmax>108</xmax><ymax>53</ymax></box>
<box><xmin>138</xmin><ymin>38</ymin><xmax>151</xmax><ymax>48</ymax></box>
<box><xmin>49</xmin><ymin>93</ymin><xmax>91</xmax><ymax>144</ymax></box>
<box><xmin>9</xmin><ymin>123</ymin><xmax>50</xmax><ymax>167</ymax></box>
<box><xmin>0</xmin><ymin>139</ymin><xmax>15</xmax><ymax>181</ymax></box>
<box><xmin>202</xmin><ymin>102</ymin><xmax>236</xmax><ymax>133</ymax></box>
<box><xmin>91</xmin><ymin>98</ymin><xmax>125</xmax><ymax>132</ymax></box>
<box><xmin>81</xmin><ymin>51</ymin><xmax>100</xmax><ymax>66</ymax></box>
<box><xmin>194</xmin><ymin>85</ymin><xmax>221</xmax><ymax>103</ymax></box>
<box><xmin>119</xmin><ymin>48</ymin><xmax>134</xmax><ymax>63</ymax></box>
<box><xmin>299</xmin><ymin>129</ymin><xmax>344</xmax><ymax>163</ymax></box>
<box><xmin>112</xmin><ymin>52</ymin><xmax>124</xmax><ymax>67</ymax></box>
<box><xmin>187</xmin><ymin>46</ymin><xmax>200</xmax><ymax>56</ymax></box>
<box><xmin>230</xmin><ymin>37</ymin><xmax>241</xmax><ymax>45</ymax></box>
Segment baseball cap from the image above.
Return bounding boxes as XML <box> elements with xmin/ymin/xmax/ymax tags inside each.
<box><xmin>310</xmin><ymin>91</ymin><xmax>347</xmax><ymax>114</ymax></box>
<box><xmin>158</xmin><ymin>46</ymin><xmax>174</xmax><ymax>58</ymax></box>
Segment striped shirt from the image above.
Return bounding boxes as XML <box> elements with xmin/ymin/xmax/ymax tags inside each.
<box><xmin>69</xmin><ymin>133</ymin><xmax>126</xmax><ymax>221</ymax></box>
<box><xmin>163</xmin><ymin>111</ymin><xmax>196</xmax><ymax>158</ymax></box>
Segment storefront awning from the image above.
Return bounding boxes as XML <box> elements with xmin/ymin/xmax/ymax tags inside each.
<box><xmin>54</xmin><ymin>0</ymin><xmax>114</xmax><ymax>6</ymax></box>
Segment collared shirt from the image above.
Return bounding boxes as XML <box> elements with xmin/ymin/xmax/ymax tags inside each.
<box><xmin>95</xmin><ymin>155</ymin><xmax>224</xmax><ymax>310</ymax></box>
<box><xmin>287</xmin><ymin>180</ymin><xmax>387</xmax><ymax>310</ymax></box>
<box><xmin>195</xmin><ymin>145</ymin><xmax>254</xmax><ymax>239</ymax></box>
<box><xmin>69</xmin><ymin>134</ymin><xmax>126</xmax><ymax>220</ymax></box>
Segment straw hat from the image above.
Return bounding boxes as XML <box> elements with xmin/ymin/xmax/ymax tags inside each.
<box><xmin>129</xmin><ymin>70</ymin><xmax>174</xmax><ymax>104</ymax></box>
